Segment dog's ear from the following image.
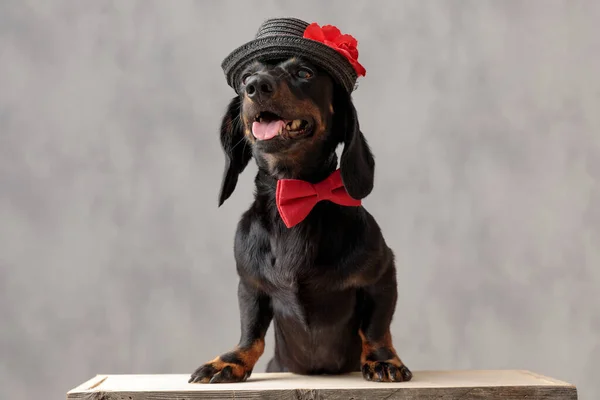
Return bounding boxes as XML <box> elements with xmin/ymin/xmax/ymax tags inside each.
<box><xmin>333</xmin><ymin>88</ymin><xmax>375</xmax><ymax>200</ymax></box>
<box><xmin>218</xmin><ymin>96</ymin><xmax>252</xmax><ymax>206</ymax></box>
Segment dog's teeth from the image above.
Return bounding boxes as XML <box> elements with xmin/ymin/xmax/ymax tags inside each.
<box><xmin>290</xmin><ymin>120</ymin><xmax>302</xmax><ymax>131</ymax></box>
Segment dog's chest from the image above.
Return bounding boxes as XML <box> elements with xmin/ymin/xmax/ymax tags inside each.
<box><xmin>263</xmin><ymin>238</ymin><xmax>358</xmax><ymax>326</ymax></box>
<box><xmin>238</xmin><ymin>203</ymin><xmax>367</xmax><ymax>296</ymax></box>
<box><xmin>266</xmin><ymin>227</ymin><xmax>342</xmax><ymax>285</ymax></box>
<box><xmin>238</xmin><ymin>210</ymin><xmax>366</xmax><ymax>325</ymax></box>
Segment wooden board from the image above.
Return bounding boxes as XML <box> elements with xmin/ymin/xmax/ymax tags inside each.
<box><xmin>67</xmin><ymin>370</ymin><xmax>577</xmax><ymax>399</ymax></box>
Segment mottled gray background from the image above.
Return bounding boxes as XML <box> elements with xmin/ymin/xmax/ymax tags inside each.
<box><xmin>0</xmin><ymin>0</ymin><xmax>598</xmax><ymax>399</ymax></box>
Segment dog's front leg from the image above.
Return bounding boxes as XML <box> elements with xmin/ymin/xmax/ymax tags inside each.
<box><xmin>189</xmin><ymin>280</ymin><xmax>273</xmax><ymax>383</ymax></box>
<box><xmin>359</xmin><ymin>263</ymin><xmax>413</xmax><ymax>383</ymax></box>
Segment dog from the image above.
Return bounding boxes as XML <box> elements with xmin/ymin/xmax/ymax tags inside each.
<box><xmin>188</xmin><ymin>53</ymin><xmax>412</xmax><ymax>384</ymax></box>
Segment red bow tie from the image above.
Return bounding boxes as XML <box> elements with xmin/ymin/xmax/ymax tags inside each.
<box><xmin>275</xmin><ymin>169</ymin><xmax>361</xmax><ymax>228</ymax></box>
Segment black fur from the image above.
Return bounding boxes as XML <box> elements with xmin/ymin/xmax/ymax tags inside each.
<box><xmin>190</xmin><ymin>57</ymin><xmax>411</xmax><ymax>384</ymax></box>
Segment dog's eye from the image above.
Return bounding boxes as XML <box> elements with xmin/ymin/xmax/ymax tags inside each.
<box><xmin>296</xmin><ymin>68</ymin><xmax>313</xmax><ymax>79</ymax></box>
<box><xmin>241</xmin><ymin>73</ymin><xmax>251</xmax><ymax>85</ymax></box>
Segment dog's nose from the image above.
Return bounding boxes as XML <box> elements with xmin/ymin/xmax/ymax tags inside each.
<box><xmin>245</xmin><ymin>74</ymin><xmax>275</xmax><ymax>101</ymax></box>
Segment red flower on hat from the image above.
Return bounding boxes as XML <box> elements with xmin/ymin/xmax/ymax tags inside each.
<box><xmin>303</xmin><ymin>23</ymin><xmax>366</xmax><ymax>77</ymax></box>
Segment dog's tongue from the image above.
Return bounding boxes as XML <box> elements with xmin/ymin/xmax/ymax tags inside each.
<box><xmin>252</xmin><ymin>120</ymin><xmax>285</xmax><ymax>140</ymax></box>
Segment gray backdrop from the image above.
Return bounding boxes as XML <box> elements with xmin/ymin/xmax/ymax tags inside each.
<box><xmin>1</xmin><ymin>1</ymin><xmax>599</xmax><ymax>399</ymax></box>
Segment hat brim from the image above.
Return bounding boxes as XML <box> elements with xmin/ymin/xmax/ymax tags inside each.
<box><xmin>221</xmin><ymin>36</ymin><xmax>358</xmax><ymax>94</ymax></box>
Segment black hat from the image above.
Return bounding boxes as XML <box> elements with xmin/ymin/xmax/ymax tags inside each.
<box><xmin>221</xmin><ymin>17</ymin><xmax>366</xmax><ymax>94</ymax></box>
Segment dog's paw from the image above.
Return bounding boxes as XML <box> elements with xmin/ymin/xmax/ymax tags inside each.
<box><xmin>190</xmin><ymin>340</ymin><xmax>264</xmax><ymax>384</ymax></box>
<box><xmin>188</xmin><ymin>358</ymin><xmax>252</xmax><ymax>384</ymax></box>
<box><xmin>361</xmin><ymin>360</ymin><xmax>412</xmax><ymax>382</ymax></box>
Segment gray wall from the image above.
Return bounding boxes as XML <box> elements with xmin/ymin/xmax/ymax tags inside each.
<box><xmin>1</xmin><ymin>0</ymin><xmax>598</xmax><ymax>399</ymax></box>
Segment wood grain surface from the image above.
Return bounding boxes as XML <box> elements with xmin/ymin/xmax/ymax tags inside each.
<box><xmin>67</xmin><ymin>370</ymin><xmax>577</xmax><ymax>399</ymax></box>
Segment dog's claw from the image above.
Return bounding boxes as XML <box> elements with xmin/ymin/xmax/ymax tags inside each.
<box><xmin>374</xmin><ymin>363</ymin><xmax>386</xmax><ymax>381</ymax></box>
<box><xmin>361</xmin><ymin>361</ymin><xmax>412</xmax><ymax>383</ymax></box>
<box><xmin>209</xmin><ymin>365</ymin><xmax>234</xmax><ymax>383</ymax></box>
<box><xmin>362</xmin><ymin>364</ymin><xmax>374</xmax><ymax>381</ymax></box>
<box><xmin>189</xmin><ymin>360</ymin><xmax>251</xmax><ymax>384</ymax></box>
<box><xmin>399</xmin><ymin>364</ymin><xmax>413</xmax><ymax>381</ymax></box>
<box><xmin>189</xmin><ymin>363</ymin><xmax>213</xmax><ymax>383</ymax></box>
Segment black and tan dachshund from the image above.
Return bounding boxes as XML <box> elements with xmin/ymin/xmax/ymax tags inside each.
<box><xmin>189</xmin><ymin>56</ymin><xmax>412</xmax><ymax>384</ymax></box>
